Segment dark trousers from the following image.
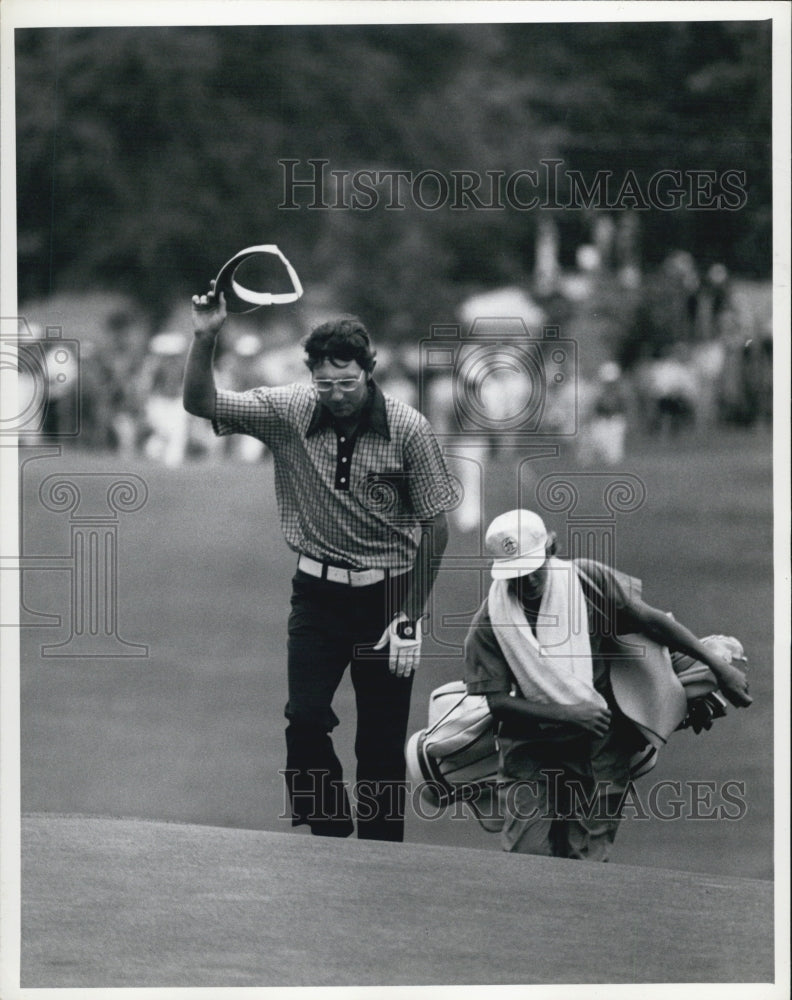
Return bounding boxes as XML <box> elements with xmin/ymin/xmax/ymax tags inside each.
<box><xmin>284</xmin><ymin>570</ymin><xmax>414</xmax><ymax>841</ymax></box>
<box><xmin>498</xmin><ymin>712</ymin><xmax>642</xmax><ymax>860</ymax></box>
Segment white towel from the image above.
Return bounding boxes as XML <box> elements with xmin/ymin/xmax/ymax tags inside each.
<box><xmin>487</xmin><ymin>556</ymin><xmax>608</xmax><ymax>709</ymax></box>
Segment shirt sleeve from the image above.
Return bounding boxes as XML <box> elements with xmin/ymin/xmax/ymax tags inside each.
<box><xmin>212</xmin><ymin>387</ymin><xmax>278</xmax><ymax>441</ymax></box>
<box><xmin>403</xmin><ymin>416</ymin><xmax>462</xmax><ymax>520</ymax></box>
<box><xmin>463</xmin><ymin>601</ymin><xmax>513</xmax><ymax>695</ymax></box>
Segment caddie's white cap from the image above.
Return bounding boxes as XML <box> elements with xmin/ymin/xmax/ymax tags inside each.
<box><xmin>485</xmin><ymin>509</ymin><xmax>548</xmax><ymax>580</ymax></box>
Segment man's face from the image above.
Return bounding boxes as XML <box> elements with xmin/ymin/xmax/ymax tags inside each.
<box><xmin>512</xmin><ymin>558</ymin><xmax>550</xmax><ymax>603</ymax></box>
<box><xmin>311</xmin><ymin>359</ymin><xmax>370</xmax><ymax>421</ymax></box>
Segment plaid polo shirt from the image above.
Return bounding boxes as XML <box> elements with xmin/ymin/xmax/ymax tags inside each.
<box><xmin>213</xmin><ymin>380</ymin><xmax>460</xmax><ymax>570</ymax></box>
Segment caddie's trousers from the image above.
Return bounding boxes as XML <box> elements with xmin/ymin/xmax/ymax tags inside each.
<box><xmin>497</xmin><ymin>715</ymin><xmax>641</xmax><ymax>861</ymax></box>
<box><xmin>283</xmin><ymin>569</ymin><xmax>414</xmax><ymax>842</ymax></box>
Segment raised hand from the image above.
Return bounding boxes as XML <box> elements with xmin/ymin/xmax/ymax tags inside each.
<box><xmin>191</xmin><ymin>279</ymin><xmax>227</xmax><ymax>339</ymax></box>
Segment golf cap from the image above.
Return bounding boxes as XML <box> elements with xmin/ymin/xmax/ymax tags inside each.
<box><xmin>485</xmin><ymin>509</ymin><xmax>549</xmax><ymax>580</ymax></box>
<box><xmin>214</xmin><ymin>245</ymin><xmax>303</xmax><ymax>313</ymax></box>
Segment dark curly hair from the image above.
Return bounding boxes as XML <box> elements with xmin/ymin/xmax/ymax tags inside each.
<box><xmin>303</xmin><ymin>316</ymin><xmax>377</xmax><ymax>373</ymax></box>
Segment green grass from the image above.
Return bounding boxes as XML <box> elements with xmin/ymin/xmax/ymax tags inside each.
<box><xmin>19</xmin><ymin>425</ymin><xmax>774</xmax><ymax>877</ymax></box>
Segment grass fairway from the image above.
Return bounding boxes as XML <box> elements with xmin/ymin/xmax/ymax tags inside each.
<box><xmin>19</xmin><ymin>425</ymin><xmax>773</xmax><ymax>878</ymax></box>
<box><xmin>21</xmin><ymin>814</ymin><xmax>773</xmax><ymax>987</ymax></box>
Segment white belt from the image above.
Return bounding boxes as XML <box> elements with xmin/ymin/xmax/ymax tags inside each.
<box><xmin>298</xmin><ymin>554</ymin><xmax>410</xmax><ymax>587</ymax></box>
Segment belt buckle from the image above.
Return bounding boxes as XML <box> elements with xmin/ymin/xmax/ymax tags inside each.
<box><xmin>319</xmin><ymin>563</ymin><xmax>387</xmax><ymax>587</ymax></box>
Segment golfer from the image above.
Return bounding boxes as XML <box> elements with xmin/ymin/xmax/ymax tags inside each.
<box><xmin>463</xmin><ymin>508</ymin><xmax>752</xmax><ymax>860</ymax></box>
<box><xmin>184</xmin><ymin>288</ymin><xmax>459</xmax><ymax>841</ymax></box>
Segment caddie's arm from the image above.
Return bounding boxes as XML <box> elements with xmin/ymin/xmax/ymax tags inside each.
<box><xmin>183</xmin><ymin>282</ymin><xmax>227</xmax><ymax>419</ymax></box>
<box><xmin>624</xmin><ymin>599</ymin><xmax>752</xmax><ymax>708</ymax></box>
<box><xmin>486</xmin><ymin>692</ymin><xmax>612</xmax><ymax>739</ymax></box>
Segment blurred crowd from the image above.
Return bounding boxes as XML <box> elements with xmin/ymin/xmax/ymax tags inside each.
<box><xmin>620</xmin><ymin>252</ymin><xmax>772</xmax><ymax>437</ymax></box>
<box><xmin>16</xmin><ymin>315</ymin><xmax>425</xmax><ymax>467</ymax></box>
<box><xmin>17</xmin><ymin>252</ymin><xmax>771</xmax><ymax>476</ymax></box>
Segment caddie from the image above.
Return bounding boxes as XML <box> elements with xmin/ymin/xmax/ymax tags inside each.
<box><xmin>184</xmin><ymin>287</ymin><xmax>459</xmax><ymax>841</ymax></box>
<box><xmin>463</xmin><ymin>509</ymin><xmax>752</xmax><ymax>860</ymax></box>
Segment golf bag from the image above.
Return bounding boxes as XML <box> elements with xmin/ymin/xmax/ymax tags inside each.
<box><xmin>405</xmin><ymin>635</ymin><xmax>746</xmax><ymax>829</ymax></box>
<box><xmin>405</xmin><ymin>682</ymin><xmax>503</xmax><ymax>832</ymax></box>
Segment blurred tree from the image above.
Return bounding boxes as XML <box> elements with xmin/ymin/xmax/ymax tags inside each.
<box><xmin>15</xmin><ymin>21</ymin><xmax>771</xmax><ymax>334</ymax></box>
<box><xmin>497</xmin><ymin>21</ymin><xmax>772</xmax><ymax>271</ymax></box>
<box><xmin>16</xmin><ymin>28</ymin><xmax>229</xmax><ymax>324</ymax></box>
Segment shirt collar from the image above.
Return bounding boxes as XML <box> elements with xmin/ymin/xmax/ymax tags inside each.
<box><xmin>305</xmin><ymin>378</ymin><xmax>391</xmax><ymax>440</ymax></box>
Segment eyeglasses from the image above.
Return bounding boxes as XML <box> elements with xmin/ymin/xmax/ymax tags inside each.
<box><xmin>312</xmin><ymin>372</ymin><xmax>365</xmax><ymax>393</ymax></box>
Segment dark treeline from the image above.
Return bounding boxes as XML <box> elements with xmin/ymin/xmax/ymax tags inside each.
<box><xmin>16</xmin><ymin>21</ymin><xmax>771</xmax><ymax>336</ymax></box>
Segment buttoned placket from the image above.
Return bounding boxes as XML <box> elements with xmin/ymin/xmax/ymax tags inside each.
<box><xmin>334</xmin><ymin>429</ymin><xmax>357</xmax><ymax>491</ymax></box>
